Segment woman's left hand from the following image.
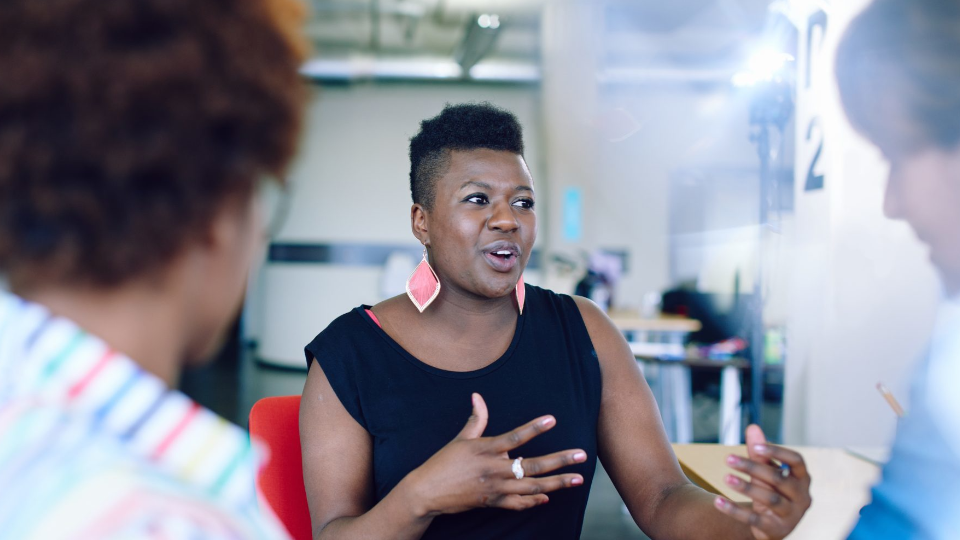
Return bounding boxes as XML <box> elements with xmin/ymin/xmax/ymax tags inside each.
<box><xmin>713</xmin><ymin>425</ymin><xmax>812</xmax><ymax>540</ymax></box>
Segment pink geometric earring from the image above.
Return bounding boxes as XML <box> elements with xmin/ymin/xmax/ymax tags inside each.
<box><xmin>406</xmin><ymin>247</ymin><xmax>441</xmax><ymax>313</ymax></box>
<box><xmin>516</xmin><ymin>275</ymin><xmax>525</xmax><ymax>315</ymax></box>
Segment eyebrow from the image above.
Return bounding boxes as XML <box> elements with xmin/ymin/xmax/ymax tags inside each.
<box><xmin>459</xmin><ymin>180</ymin><xmax>534</xmax><ymax>193</ymax></box>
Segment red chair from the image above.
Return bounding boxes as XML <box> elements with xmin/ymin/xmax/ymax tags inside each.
<box><xmin>249</xmin><ymin>395</ymin><xmax>312</xmax><ymax>540</ymax></box>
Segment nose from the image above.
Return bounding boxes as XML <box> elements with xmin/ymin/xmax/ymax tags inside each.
<box><xmin>488</xmin><ymin>199</ymin><xmax>519</xmax><ymax>233</ymax></box>
<box><xmin>882</xmin><ymin>174</ymin><xmax>904</xmax><ymax>221</ymax></box>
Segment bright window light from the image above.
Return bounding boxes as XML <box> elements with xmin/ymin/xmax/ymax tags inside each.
<box><xmin>749</xmin><ymin>49</ymin><xmax>795</xmax><ymax>80</ymax></box>
<box><xmin>732</xmin><ymin>49</ymin><xmax>795</xmax><ymax>87</ymax></box>
<box><xmin>732</xmin><ymin>72</ymin><xmax>760</xmax><ymax>88</ymax></box>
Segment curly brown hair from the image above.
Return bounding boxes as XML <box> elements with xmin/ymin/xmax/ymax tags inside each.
<box><xmin>0</xmin><ymin>0</ymin><xmax>308</xmax><ymax>289</ymax></box>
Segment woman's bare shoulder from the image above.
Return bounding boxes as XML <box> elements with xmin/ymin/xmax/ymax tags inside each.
<box><xmin>371</xmin><ymin>294</ymin><xmax>412</xmax><ymax>317</ymax></box>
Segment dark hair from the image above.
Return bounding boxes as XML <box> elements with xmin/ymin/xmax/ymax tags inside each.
<box><xmin>836</xmin><ymin>0</ymin><xmax>960</xmax><ymax>150</ymax></box>
<box><xmin>0</xmin><ymin>0</ymin><xmax>307</xmax><ymax>288</ymax></box>
<box><xmin>409</xmin><ymin>102</ymin><xmax>525</xmax><ymax>209</ymax></box>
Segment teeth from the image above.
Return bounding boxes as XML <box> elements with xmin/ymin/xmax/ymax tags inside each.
<box><xmin>495</xmin><ymin>251</ymin><xmax>512</xmax><ymax>256</ymax></box>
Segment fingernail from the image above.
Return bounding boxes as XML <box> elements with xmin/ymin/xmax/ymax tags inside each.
<box><xmin>753</xmin><ymin>444</ymin><xmax>770</xmax><ymax>455</ymax></box>
<box><xmin>571</xmin><ymin>476</ymin><xmax>583</xmax><ymax>486</ymax></box>
<box><xmin>726</xmin><ymin>455</ymin><xmax>740</xmax><ymax>466</ymax></box>
<box><xmin>725</xmin><ymin>474</ymin><xmax>742</xmax><ymax>487</ymax></box>
<box><xmin>714</xmin><ymin>497</ymin><xmax>730</xmax><ymax>510</ymax></box>
<box><xmin>541</xmin><ymin>495</ymin><xmax>550</xmax><ymax>505</ymax></box>
<box><xmin>540</xmin><ymin>417</ymin><xmax>555</xmax><ymax>428</ymax></box>
<box><xmin>573</xmin><ymin>452</ymin><xmax>587</xmax><ymax>462</ymax></box>
<box><xmin>471</xmin><ymin>393</ymin><xmax>477</xmax><ymax>407</ymax></box>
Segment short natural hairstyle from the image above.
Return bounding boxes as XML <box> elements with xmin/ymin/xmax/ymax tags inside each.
<box><xmin>409</xmin><ymin>102</ymin><xmax>525</xmax><ymax>209</ymax></box>
<box><xmin>836</xmin><ymin>0</ymin><xmax>960</xmax><ymax>151</ymax></box>
<box><xmin>0</xmin><ymin>0</ymin><xmax>307</xmax><ymax>289</ymax></box>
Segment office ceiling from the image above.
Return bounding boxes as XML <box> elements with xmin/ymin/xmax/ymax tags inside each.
<box><xmin>302</xmin><ymin>0</ymin><xmax>780</xmax><ymax>82</ymax></box>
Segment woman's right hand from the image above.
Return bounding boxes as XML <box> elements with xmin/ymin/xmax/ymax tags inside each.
<box><xmin>401</xmin><ymin>393</ymin><xmax>587</xmax><ymax>517</ymax></box>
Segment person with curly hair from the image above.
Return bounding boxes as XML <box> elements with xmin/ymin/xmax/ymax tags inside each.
<box><xmin>299</xmin><ymin>103</ymin><xmax>812</xmax><ymax>539</ymax></box>
<box><xmin>837</xmin><ymin>1</ymin><xmax>960</xmax><ymax>538</ymax></box>
<box><xmin>0</xmin><ymin>0</ymin><xmax>307</xmax><ymax>537</ymax></box>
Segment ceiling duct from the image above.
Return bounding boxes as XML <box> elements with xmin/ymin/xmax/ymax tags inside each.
<box><xmin>454</xmin><ymin>13</ymin><xmax>503</xmax><ymax>76</ymax></box>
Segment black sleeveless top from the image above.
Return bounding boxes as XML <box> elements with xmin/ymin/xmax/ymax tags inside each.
<box><xmin>304</xmin><ymin>284</ymin><xmax>602</xmax><ymax>539</ymax></box>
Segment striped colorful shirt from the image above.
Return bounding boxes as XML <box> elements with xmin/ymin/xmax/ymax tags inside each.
<box><xmin>0</xmin><ymin>291</ymin><xmax>290</xmax><ymax>539</ymax></box>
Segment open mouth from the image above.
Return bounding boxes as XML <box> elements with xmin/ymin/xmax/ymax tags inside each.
<box><xmin>482</xmin><ymin>242</ymin><xmax>521</xmax><ymax>272</ymax></box>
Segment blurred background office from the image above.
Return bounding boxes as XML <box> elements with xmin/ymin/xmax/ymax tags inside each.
<box><xmin>9</xmin><ymin>0</ymin><xmax>939</xmax><ymax>538</ymax></box>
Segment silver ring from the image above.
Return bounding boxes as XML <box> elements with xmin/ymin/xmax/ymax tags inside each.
<box><xmin>512</xmin><ymin>457</ymin><xmax>524</xmax><ymax>480</ymax></box>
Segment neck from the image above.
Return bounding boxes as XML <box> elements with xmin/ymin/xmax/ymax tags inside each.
<box><xmin>17</xmin><ymin>280</ymin><xmax>189</xmax><ymax>387</ymax></box>
<box><xmin>425</xmin><ymin>284</ymin><xmax>518</xmax><ymax>334</ymax></box>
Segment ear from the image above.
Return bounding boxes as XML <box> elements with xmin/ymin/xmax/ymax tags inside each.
<box><xmin>200</xmin><ymin>197</ymin><xmax>258</xmax><ymax>258</ymax></box>
<box><xmin>411</xmin><ymin>203</ymin><xmax>429</xmax><ymax>245</ymax></box>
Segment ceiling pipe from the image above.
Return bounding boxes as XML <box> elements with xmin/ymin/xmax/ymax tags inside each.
<box><xmin>300</xmin><ymin>57</ymin><xmax>736</xmax><ymax>86</ymax></box>
<box><xmin>300</xmin><ymin>57</ymin><xmax>539</xmax><ymax>83</ymax></box>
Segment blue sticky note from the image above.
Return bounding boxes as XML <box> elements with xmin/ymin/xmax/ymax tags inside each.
<box><xmin>563</xmin><ymin>187</ymin><xmax>583</xmax><ymax>242</ymax></box>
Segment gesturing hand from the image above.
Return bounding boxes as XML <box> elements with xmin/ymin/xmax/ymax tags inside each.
<box><xmin>404</xmin><ymin>393</ymin><xmax>587</xmax><ymax>517</ymax></box>
<box><xmin>713</xmin><ymin>425</ymin><xmax>812</xmax><ymax>540</ymax></box>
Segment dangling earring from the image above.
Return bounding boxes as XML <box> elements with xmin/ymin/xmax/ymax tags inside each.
<box><xmin>406</xmin><ymin>247</ymin><xmax>440</xmax><ymax>313</ymax></box>
<box><xmin>516</xmin><ymin>275</ymin><xmax>525</xmax><ymax>315</ymax></box>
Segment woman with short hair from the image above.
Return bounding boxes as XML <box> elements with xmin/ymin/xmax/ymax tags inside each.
<box><xmin>300</xmin><ymin>103</ymin><xmax>812</xmax><ymax>539</ymax></box>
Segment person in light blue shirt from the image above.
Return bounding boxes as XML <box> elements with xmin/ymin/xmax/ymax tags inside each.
<box><xmin>836</xmin><ymin>1</ymin><xmax>960</xmax><ymax>538</ymax></box>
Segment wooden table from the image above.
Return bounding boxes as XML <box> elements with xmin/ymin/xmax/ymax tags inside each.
<box><xmin>610</xmin><ymin>313</ymin><xmax>702</xmax><ymax>334</ymax></box>
<box><xmin>672</xmin><ymin>444</ymin><xmax>882</xmax><ymax>540</ymax></box>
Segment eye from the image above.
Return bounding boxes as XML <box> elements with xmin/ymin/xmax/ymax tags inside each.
<box><xmin>513</xmin><ymin>198</ymin><xmax>535</xmax><ymax>210</ymax></box>
<box><xmin>464</xmin><ymin>193</ymin><xmax>489</xmax><ymax>204</ymax></box>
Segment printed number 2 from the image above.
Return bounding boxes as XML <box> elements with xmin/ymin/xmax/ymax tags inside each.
<box><xmin>804</xmin><ymin>10</ymin><xmax>828</xmax><ymax>191</ymax></box>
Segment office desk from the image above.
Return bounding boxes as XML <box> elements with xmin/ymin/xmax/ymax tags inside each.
<box><xmin>636</xmin><ymin>352</ymin><xmax>749</xmax><ymax>445</ymax></box>
<box><xmin>610</xmin><ymin>314</ymin><xmax>703</xmax><ymax>334</ymax></box>
<box><xmin>673</xmin><ymin>444</ymin><xmax>881</xmax><ymax>540</ymax></box>
<box><xmin>613</xmin><ymin>314</ymin><xmax>747</xmax><ymax>444</ymax></box>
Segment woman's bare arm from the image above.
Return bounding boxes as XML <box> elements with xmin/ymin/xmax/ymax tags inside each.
<box><xmin>574</xmin><ymin>297</ymin><xmax>809</xmax><ymax>540</ymax></box>
<box><xmin>300</xmin><ymin>360</ymin><xmax>433</xmax><ymax>540</ymax></box>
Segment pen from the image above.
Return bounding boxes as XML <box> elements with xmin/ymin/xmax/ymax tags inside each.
<box><xmin>876</xmin><ymin>382</ymin><xmax>906</xmax><ymax>418</ymax></box>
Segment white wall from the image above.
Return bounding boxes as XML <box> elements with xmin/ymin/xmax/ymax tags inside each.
<box><xmin>783</xmin><ymin>0</ymin><xmax>941</xmax><ymax>447</ymax></box>
<box><xmin>252</xmin><ymin>83</ymin><xmax>544</xmax><ymax>366</ymax></box>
